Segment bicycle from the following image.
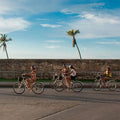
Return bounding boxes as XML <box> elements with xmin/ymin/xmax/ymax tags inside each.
<box><xmin>45</xmin><ymin>73</ymin><xmax>63</xmax><ymax>89</ymax></box>
<box><xmin>53</xmin><ymin>73</ymin><xmax>83</xmax><ymax>92</ymax></box>
<box><xmin>93</xmin><ymin>74</ymin><xmax>117</xmax><ymax>91</ymax></box>
<box><xmin>13</xmin><ymin>74</ymin><xmax>44</xmax><ymax>95</ymax></box>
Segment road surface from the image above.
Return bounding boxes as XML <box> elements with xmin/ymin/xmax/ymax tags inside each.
<box><xmin>0</xmin><ymin>88</ymin><xmax>120</xmax><ymax>120</ymax></box>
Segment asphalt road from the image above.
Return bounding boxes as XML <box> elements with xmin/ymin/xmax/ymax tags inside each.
<box><xmin>0</xmin><ymin>88</ymin><xmax>120</xmax><ymax>120</ymax></box>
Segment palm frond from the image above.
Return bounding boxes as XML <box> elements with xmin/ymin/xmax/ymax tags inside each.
<box><xmin>5</xmin><ymin>38</ymin><xmax>12</xmax><ymax>42</ymax></box>
<box><xmin>9</xmin><ymin>38</ymin><xmax>12</xmax><ymax>41</ymax></box>
<box><xmin>3</xmin><ymin>34</ymin><xmax>7</xmax><ymax>38</ymax></box>
<box><xmin>0</xmin><ymin>34</ymin><xmax>10</xmax><ymax>59</ymax></box>
<box><xmin>0</xmin><ymin>34</ymin><xmax>4</xmax><ymax>37</ymax></box>
<box><xmin>75</xmin><ymin>30</ymin><xmax>80</xmax><ymax>35</ymax></box>
<box><xmin>0</xmin><ymin>34</ymin><xmax>12</xmax><ymax>42</ymax></box>
<box><xmin>0</xmin><ymin>34</ymin><xmax>6</xmax><ymax>39</ymax></box>
<box><xmin>67</xmin><ymin>29</ymin><xmax>74</xmax><ymax>36</ymax></box>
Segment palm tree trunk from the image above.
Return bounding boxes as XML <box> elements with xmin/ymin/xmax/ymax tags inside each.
<box><xmin>4</xmin><ymin>46</ymin><xmax>9</xmax><ymax>59</ymax></box>
<box><xmin>75</xmin><ymin>41</ymin><xmax>82</xmax><ymax>59</ymax></box>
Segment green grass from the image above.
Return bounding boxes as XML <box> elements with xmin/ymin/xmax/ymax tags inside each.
<box><xmin>76</xmin><ymin>79</ymin><xmax>94</xmax><ymax>82</ymax></box>
<box><xmin>0</xmin><ymin>78</ymin><xmax>119</xmax><ymax>83</ymax></box>
<box><xmin>0</xmin><ymin>78</ymin><xmax>17</xmax><ymax>82</ymax></box>
<box><xmin>0</xmin><ymin>78</ymin><xmax>94</xmax><ymax>82</ymax></box>
<box><xmin>0</xmin><ymin>78</ymin><xmax>51</xmax><ymax>82</ymax></box>
<box><xmin>37</xmin><ymin>79</ymin><xmax>53</xmax><ymax>82</ymax></box>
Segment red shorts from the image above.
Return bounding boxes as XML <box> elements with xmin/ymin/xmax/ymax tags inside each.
<box><xmin>27</xmin><ymin>78</ymin><xmax>36</xmax><ymax>83</ymax></box>
<box><xmin>104</xmin><ymin>77</ymin><xmax>109</xmax><ymax>81</ymax></box>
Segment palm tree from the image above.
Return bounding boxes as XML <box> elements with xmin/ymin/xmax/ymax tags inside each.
<box><xmin>0</xmin><ymin>34</ymin><xmax>12</xmax><ymax>59</ymax></box>
<box><xmin>67</xmin><ymin>29</ymin><xmax>82</xmax><ymax>59</ymax></box>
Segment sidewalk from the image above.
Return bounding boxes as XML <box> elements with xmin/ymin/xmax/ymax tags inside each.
<box><xmin>0</xmin><ymin>82</ymin><xmax>93</xmax><ymax>88</ymax></box>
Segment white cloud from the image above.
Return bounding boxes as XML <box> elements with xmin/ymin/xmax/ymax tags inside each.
<box><xmin>61</xmin><ymin>3</ymin><xmax>120</xmax><ymax>39</ymax></box>
<box><xmin>61</xmin><ymin>9</ymin><xmax>75</xmax><ymax>15</ymax></box>
<box><xmin>0</xmin><ymin>0</ymin><xmax>16</xmax><ymax>15</ymax></box>
<box><xmin>46</xmin><ymin>40</ymin><xmax>64</xmax><ymax>43</ymax></box>
<box><xmin>81</xmin><ymin>14</ymin><xmax>120</xmax><ymax>24</ymax></box>
<box><xmin>68</xmin><ymin>13</ymin><xmax>120</xmax><ymax>38</ymax></box>
<box><xmin>0</xmin><ymin>0</ymin><xmax>66</xmax><ymax>15</ymax></box>
<box><xmin>0</xmin><ymin>17</ymin><xmax>30</xmax><ymax>33</ymax></box>
<box><xmin>36</xmin><ymin>18</ymin><xmax>49</xmax><ymax>21</ymax></box>
<box><xmin>61</xmin><ymin>3</ymin><xmax>105</xmax><ymax>15</ymax></box>
<box><xmin>40</xmin><ymin>24</ymin><xmax>62</xmax><ymax>28</ymax></box>
<box><xmin>97</xmin><ymin>42</ymin><xmax>120</xmax><ymax>45</ymax></box>
<box><xmin>46</xmin><ymin>46</ymin><xmax>60</xmax><ymax>49</ymax></box>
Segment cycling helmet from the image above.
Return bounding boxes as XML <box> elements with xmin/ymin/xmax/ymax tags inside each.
<box><xmin>32</xmin><ymin>65</ymin><xmax>36</xmax><ymax>70</ymax></box>
<box><xmin>63</xmin><ymin>64</ymin><xmax>66</xmax><ymax>66</ymax></box>
<box><xmin>107</xmin><ymin>66</ymin><xmax>110</xmax><ymax>71</ymax></box>
<box><xmin>69</xmin><ymin>65</ymin><xmax>73</xmax><ymax>68</ymax></box>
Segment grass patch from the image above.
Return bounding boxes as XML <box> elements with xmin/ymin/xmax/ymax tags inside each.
<box><xmin>77</xmin><ymin>79</ymin><xmax>94</xmax><ymax>83</ymax></box>
<box><xmin>0</xmin><ymin>78</ymin><xmax>119</xmax><ymax>83</ymax></box>
<box><xmin>0</xmin><ymin>78</ymin><xmax>95</xmax><ymax>82</ymax></box>
<box><xmin>0</xmin><ymin>78</ymin><xmax>17</xmax><ymax>82</ymax></box>
<box><xmin>37</xmin><ymin>79</ymin><xmax>52</xmax><ymax>82</ymax></box>
<box><xmin>35</xmin><ymin>79</ymin><xmax>95</xmax><ymax>82</ymax></box>
<box><xmin>0</xmin><ymin>78</ymin><xmax>52</xmax><ymax>82</ymax></box>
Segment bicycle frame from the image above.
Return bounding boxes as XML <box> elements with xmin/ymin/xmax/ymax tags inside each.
<box><xmin>18</xmin><ymin>75</ymin><xmax>37</xmax><ymax>89</ymax></box>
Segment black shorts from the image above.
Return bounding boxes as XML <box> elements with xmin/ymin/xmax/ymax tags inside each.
<box><xmin>64</xmin><ymin>74</ymin><xmax>69</xmax><ymax>77</ymax></box>
<box><xmin>70</xmin><ymin>76</ymin><xmax>76</xmax><ymax>80</ymax></box>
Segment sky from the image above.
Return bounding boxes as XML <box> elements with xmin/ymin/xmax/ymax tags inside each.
<box><xmin>0</xmin><ymin>0</ymin><xmax>120</xmax><ymax>59</ymax></box>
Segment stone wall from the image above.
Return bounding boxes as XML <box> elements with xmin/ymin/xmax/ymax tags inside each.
<box><xmin>0</xmin><ymin>59</ymin><xmax>120</xmax><ymax>79</ymax></box>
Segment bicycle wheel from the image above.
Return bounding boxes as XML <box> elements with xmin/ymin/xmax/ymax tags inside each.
<box><xmin>93</xmin><ymin>79</ymin><xmax>102</xmax><ymax>91</ymax></box>
<box><xmin>32</xmin><ymin>82</ymin><xmax>44</xmax><ymax>94</ymax></box>
<box><xmin>107</xmin><ymin>80</ymin><xmax>117</xmax><ymax>91</ymax></box>
<box><xmin>54</xmin><ymin>80</ymin><xmax>64</xmax><ymax>92</ymax></box>
<box><xmin>71</xmin><ymin>81</ymin><xmax>83</xmax><ymax>92</ymax></box>
<box><xmin>13</xmin><ymin>82</ymin><xmax>25</xmax><ymax>94</ymax></box>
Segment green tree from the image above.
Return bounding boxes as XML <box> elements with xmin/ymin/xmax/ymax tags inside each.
<box><xmin>0</xmin><ymin>34</ymin><xmax>12</xmax><ymax>59</ymax></box>
<box><xmin>67</xmin><ymin>29</ymin><xmax>82</xmax><ymax>59</ymax></box>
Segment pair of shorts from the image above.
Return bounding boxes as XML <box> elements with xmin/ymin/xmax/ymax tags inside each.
<box><xmin>64</xmin><ymin>74</ymin><xmax>69</xmax><ymax>77</ymax></box>
<box><xmin>27</xmin><ymin>78</ymin><xmax>35</xmax><ymax>83</ymax></box>
<box><xmin>104</xmin><ymin>77</ymin><xmax>110</xmax><ymax>81</ymax></box>
<box><xmin>70</xmin><ymin>76</ymin><xmax>76</xmax><ymax>80</ymax></box>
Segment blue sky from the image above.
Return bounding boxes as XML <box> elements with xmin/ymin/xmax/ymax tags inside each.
<box><xmin>0</xmin><ymin>0</ymin><xmax>120</xmax><ymax>59</ymax></box>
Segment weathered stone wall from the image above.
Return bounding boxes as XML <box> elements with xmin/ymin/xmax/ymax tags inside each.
<box><xmin>0</xmin><ymin>59</ymin><xmax>120</xmax><ymax>79</ymax></box>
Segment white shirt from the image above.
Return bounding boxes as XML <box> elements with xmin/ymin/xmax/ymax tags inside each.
<box><xmin>70</xmin><ymin>69</ymin><xmax>76</xmax><ymax>76</ymax></box>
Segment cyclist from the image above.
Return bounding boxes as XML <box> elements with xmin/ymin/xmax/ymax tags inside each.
<box><xmin>68</xmin><ymin>65</ymin><xmax>77</xmax><ymax>80</ymax></box>
<box><xmin>61</xmin><ymin>64</ymin><xmax>68</xmax><ymax>75</ymax></box>
<box><xmin>60</xmin><ymin>64</ymin><xmax>70</xmax><ymax>89</ymax></box>
<box><xmin>24</xmin><ymin>65</ymin><xmax>36</xmax><ymax>92</ymax></box>
<box><xmin>65</xmin><ymin>65</ymin><xmax>77</xmax><ymax>90</ymax></box>
<box><xmin>103</xmin><ymin>66</ymin><xmax>112</xmax><ymax>87</ymax></box>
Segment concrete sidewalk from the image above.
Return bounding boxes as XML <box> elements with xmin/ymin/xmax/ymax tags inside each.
<box><xmin>0</xmin><ymin>82</ymin><xmax>93</xmax><ymax>88</ymax></box>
